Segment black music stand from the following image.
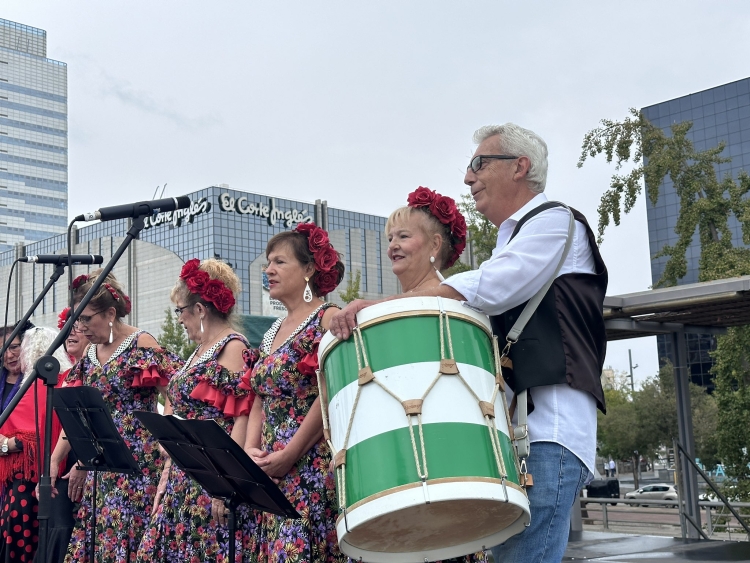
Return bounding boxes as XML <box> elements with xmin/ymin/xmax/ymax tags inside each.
<box><xmin>135</xmin><ymin>411</ymin><xmax>299</xmax><ymax>563</ymax></box>
<box><xmin>53</xmin><ymin>387</ymin><xmax>141</xmax><ymax>563</ymax></box>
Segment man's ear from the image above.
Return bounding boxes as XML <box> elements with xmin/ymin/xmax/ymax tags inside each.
<box><xmin>513</xmin><ymin>156</ymin><xmax>531</xmax><ymax>181</ymax></box>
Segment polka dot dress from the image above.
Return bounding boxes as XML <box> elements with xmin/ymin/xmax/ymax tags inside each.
<box><xmin>0</xmin><ymin>472</ymin><xmax>40</xmax><ymax>561</ymax></box>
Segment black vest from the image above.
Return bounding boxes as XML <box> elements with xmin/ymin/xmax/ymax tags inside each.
<box><xmin>490</xmin><ymin>202</ymin><xmax>608</xmax><ymax>413</ymax></box>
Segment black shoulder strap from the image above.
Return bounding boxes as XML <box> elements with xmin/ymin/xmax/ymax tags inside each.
<box><xmin>510</xmin><ymin>201</ymin><xmax>565</xmax><ymax>241</ymax></box>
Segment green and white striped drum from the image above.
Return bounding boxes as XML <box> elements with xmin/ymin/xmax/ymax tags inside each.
<box><xmin>318</xmin><ymin>297</ymin><xmax>530</xmax><ymax>562</ymax></box>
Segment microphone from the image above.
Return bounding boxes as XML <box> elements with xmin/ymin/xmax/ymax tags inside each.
<box><xmin>19</xmin><ymin>255</ymin><xmax>104</xmax><ymax>265</ymax></box>
<box><xmin>74</xmin><ymin>196</ymin><xmax>191</xmax><ymax>222</ymax></box>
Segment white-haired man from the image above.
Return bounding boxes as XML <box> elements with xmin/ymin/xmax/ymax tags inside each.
<box><xmin>331</xmin><ymin>123</ymin><xmax>607</xmax><ymax>563</ymax></box>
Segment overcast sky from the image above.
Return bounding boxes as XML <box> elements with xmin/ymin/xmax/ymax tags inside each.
<box><xmin>5</xmin><ymin>1</ymin><xmax>750</xmax><ymax>383</ymax></box>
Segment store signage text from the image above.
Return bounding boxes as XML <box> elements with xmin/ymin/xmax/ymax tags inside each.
<box><xmin>143</xmin><ymin>197</ymin><xmax>211</xmax><ymax>230</ymax></box>
<box><xmin>218</xmin><ymin>193</ymin><xmax>313</xmax><ymax>228</ymax></box>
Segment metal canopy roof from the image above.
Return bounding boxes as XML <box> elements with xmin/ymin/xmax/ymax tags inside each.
<box><xmin>604</xmin><ymin>276</ymin><xmax>750</xmax><ymax>341</ymax></box>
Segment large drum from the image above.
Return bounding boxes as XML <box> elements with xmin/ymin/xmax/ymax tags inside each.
<box><xmin>318</xmin><ymin>297</ymin><xmax>530</xmax><ymax>562</ymax></box>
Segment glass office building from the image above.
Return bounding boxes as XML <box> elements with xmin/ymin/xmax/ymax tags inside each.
<box><xmin>642</xmin><ymin>77</ymin><xmax>750</xmax><ymax>389</ymax></box>
<box><xmin>0</xmin><ymin>18</ymin><xmax>68</xmax><ymax>253</ymax></box>
<box><xmin>0</xmin><ymin>185</ymin><xmax>399</xmax><ymax>336</ymax></box>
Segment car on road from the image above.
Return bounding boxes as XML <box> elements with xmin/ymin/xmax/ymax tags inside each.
<box><xmin>624</xmin><ymin>483</ymin><xmax>677</xmax><ymax>506</ymax></box>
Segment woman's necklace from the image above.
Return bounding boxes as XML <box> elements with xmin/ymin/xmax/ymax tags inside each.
<box><xmin>196</xmin><ymin>325</ymin><xmax>231</xmax><ymax>352</ymax></box>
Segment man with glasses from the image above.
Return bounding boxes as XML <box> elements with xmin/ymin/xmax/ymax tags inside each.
<box><xmin>331</xmin><ymin>123</ymin><xmax>607</xmax><ymax>563</ymax></box>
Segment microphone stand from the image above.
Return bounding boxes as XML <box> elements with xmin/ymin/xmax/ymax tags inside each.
<box><xmin>0</xmin><ymin>216</ymin><xmax>147</xmax><ymax>562</ymax></box>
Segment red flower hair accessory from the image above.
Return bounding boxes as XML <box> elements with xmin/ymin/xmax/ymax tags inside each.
<box><xmin>58</xmin><ymin>307</ymin><xmax>71</xmax><ymax>330</ymax></box>
<box><xmin>103</xmin><ymin>283</ymin><xmax>132</xmax><ymax>315</ymax></box>
<box><xmin>180</xmin><ymin>259</ymin><xmax>236</xmax><ymax>314</ymax></box>
<box><xmin>293</xmin><ymin>222</ymin><xmax>342</xmax><ymax>296</ymax></box>
<box><xmin>406</xmin><ymin>186</ymin><xmax>468</xmax><ymax>269</ymax></box>
<box><xmin>71</xmin><ymin>274</ymin><xmax>90</xmax><ymax>291</ymax></box>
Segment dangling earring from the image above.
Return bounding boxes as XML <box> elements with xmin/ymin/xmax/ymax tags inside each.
<box><xmin>430</xmin><ymin>256</ymin><xmax>446</xmax><ymax>282</ymax></box>
<box><xmin>200</xmin><ymin>316</ymin><xmax>204</xmax><ymax>333</ymax></box>
<box><xmin>303</xmin><ymin>277</ymin><xmax>313</xmax><ymax>303</ymax></box>
<box><xmin>108</xmin><ymin>321</ymin><xmax>114</xmax><ymax>344</ymax></box>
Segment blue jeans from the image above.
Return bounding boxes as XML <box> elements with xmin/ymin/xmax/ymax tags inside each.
<box><xmin>491</xmin><ymin>442</ymin><xmax>590</xmax><ymax>563</ymax></box>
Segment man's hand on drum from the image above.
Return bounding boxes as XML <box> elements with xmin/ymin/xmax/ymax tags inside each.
<box><xmin>329</xmin><ymin>299</ymin><xmax>377</xmax><ymax>340</ymax></box>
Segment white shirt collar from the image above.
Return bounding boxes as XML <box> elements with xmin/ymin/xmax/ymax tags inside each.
<box><xmin>505</xmin><ymin>192</ymin><xmax>549</xmax><ymax>226</ymax></box>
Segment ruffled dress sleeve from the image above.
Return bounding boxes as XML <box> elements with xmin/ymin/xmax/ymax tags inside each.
<box><xmin>190</xmin><ymin>334</ymin><xmax>255</xmax><ymax>418</ymax></box>
<box><xmin>127</xmin><ymin>346</ymin><xmax>183</xmax><ymax>388</ymax></box>
<box><xmin>63</xmin><ymin>355</ymin><xmax>88</xmax><ymax>388</ymax></box>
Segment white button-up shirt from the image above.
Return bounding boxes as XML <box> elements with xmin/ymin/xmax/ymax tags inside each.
<box><xmin>444</xmin><ymin>193</ymin><xmax>599</xmax><ymax>476</ymax></box>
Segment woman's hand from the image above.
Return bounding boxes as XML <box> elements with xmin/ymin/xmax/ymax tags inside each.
<box><xmin>261</xmin><ymin>449</ymin><xmax>295</xmax><ymax>482</ymax></box>
<box><xmin>211</xmin><ymin>497</ymin><xmax>229</xmax><ymax>526</ymax></box>
<box><xmin>65</xmin><ymin>464</ymin><xmax>88</xmax><ymax>502</ymax></box>
<box><xmin>245</xmin><ymin>447</ymin><xmax>270</xmax><ymax>468</ymax></box>
<box><xmin>152</xmin><ymin>465</ymin><xmax>171</xmax><ymax>517</ymax></box>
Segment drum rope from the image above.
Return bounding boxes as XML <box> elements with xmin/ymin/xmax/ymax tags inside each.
<box><xmin>441</xmin><ymin>310</ymin><xmax>507</xmax><ymax>480</ymax></box>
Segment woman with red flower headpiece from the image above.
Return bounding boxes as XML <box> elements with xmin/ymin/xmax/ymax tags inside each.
<box><xmin>387</xmin><ymin>186</ymin><xmax>467</xmax><ymax>293</ymax></box>
<box><xmin>48</xmin><ymin>270</ymin><xmax>182</xmax><ymax>563</ymax></box>
<box><xmin>331</xmin><ymin>188</ymin><xmax>482</xmax><ymax>563</ymax></box>
<box><xmin>240</xmin><ymin>223</ymin><xmax>347</xmax><ymax>563</ymax></box>
<box><xmin>136</xmin><ymin>258</ymin><xmax>255</xmax><ymax>563</ymax></box>
<box><xmin>46</xmin><ymin>309</ymin><xmax>90</xmax><ymax>563</ymax></box>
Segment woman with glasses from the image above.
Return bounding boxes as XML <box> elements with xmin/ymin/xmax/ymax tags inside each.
<box><xmin>48</xmin><ymin>270</ymin><xmax>181</xmax><ymax>563</ymax></box>
<box><xmin>0</xmin><ymin>321</ymin><xmax>52</xmax><ymax>562</ymax></box>
<box><xmin>136</xmin><ymin>258</ymin><xmax>255</xmax><ymax>563</ymax></box>
<box><xmin>47</xmin><ymin>309</ymin><xmax>91</xmax><ymax>563</ymax></box>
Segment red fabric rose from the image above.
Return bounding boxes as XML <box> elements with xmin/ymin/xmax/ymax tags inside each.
<box><xmin>315</xmin><ymin>269</ymin><xmax>340</xmax><ymax>296</ymax></box>
<box><xmin>445</xmin><ymin>240</ymin><xmax>466</xmax><ymax>269</ymax></box>
<box><xmin>202</xmin><ymin>279</ymin><xmax>225</xmax><ymax>303</ymax></box>
<box><xmin>185</xmin><ymin>270</ymin><xmax>210</xmax><ymax>293</ymax></box>
<box><xmin>407</xmin><ymin>186</ymin><xmax>436</xmax><ymax>208</ymax></box>
<box><xmin>429</xmin><ymin>195</ymin><xmax>457</xmax><ymax>225</ymax></box>
<box><xmin>308</xmin><ymin>228</ymin><xmax>329</xmax><ymax>253</ymax></box>
<box><xmin>58</xmin><ymin>307</ymin><xmax>71</xmax><ymax>330</ymax></box>
<box><xmin>180</xmin><ymin>258</ymin><xmax>201</xmax><ymax>280</ymax></box>
<box><xmin>314</xmin><ymin>246</ymin><xmax>339</xmax><ymax>272</ymax></box>
<box><xmin>295</xmin><ymin>223</ymin><xmax>317</xmax><ymax>236</ymax></box>
<box><xmin>212</xmin><ymin>288</ymin><xmax>236</xmax><ymax>314</ymax></box>
<box><xmin>452</xmin><ymin>213</ymin><xmax>467</xmax><ymax>239</ymax></box>
<box><xmin>71</xmin><ymin>274</ymin><xmax>89</xmax><ymax>290</ymax></box>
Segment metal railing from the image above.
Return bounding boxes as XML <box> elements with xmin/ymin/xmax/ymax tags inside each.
<box><xmin>580</xmin><ymin>497</ymin><xmax>750</xmax><ymax>540</ymax></box>
<box><xmin>673</xmin><ymin>438</ymin><xmax>750</xmax><ymax>540</ymax></box>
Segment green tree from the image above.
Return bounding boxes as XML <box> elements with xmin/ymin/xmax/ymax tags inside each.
<box><xmin>339</xmin><ymin>270</ymin><xmax>362</xmax><ymax>304</ymax></box>
<box><xmin>158</xmin><ymin>307</ymin><xmax>196</xmax><ymax>360</ymax></box>
<box><xmin>458</xmin><ymin>193</ymin><xmax>498</xmax><ymax>267</ymax></box>
<box><xmin>580</xmin><ymin>109</ymin><xmax>748</xmax><ymax>499</ymax></box>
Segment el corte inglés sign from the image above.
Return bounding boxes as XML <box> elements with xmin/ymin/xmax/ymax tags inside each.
<box><xmin>143</xmin><ymin>197</ymin><xmax>211</xmax><ymax>229</ymax></box>
<box><xmin>218</xmin><ymin>193</ymin><xmax>313</xmax><ymax>228</ymax></box>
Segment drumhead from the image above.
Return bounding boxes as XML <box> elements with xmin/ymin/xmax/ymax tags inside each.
<box><xmin>319</xmin><ymin>296</ymin><xmax>491</xmax><ymax>361</ymax></box>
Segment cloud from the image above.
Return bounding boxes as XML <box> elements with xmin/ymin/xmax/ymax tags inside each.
<box><xmin>99</xmin><ymin>72</ymin><xmax>221</xmax><ymax>131</ymax></box>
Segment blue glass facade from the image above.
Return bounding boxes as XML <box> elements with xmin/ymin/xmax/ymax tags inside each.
<box><xmin>0</xmin><ymin>18</ymin><xmax>68</xmax><ymax>253</ymax></box>
<box><xmin>643</xmin><ymin>77</ymin><xmax>750</xmax><ymax>389</ymax></box>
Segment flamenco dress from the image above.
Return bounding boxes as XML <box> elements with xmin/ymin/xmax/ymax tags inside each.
<box><xmin>63</xmin><ymin>331</ymin><xmax>181</xmax><ymax>563</ymax></box>
<box><xmin>241</xmin><ymin>303</ymin><xmax>348</xmax><ymax>563</ymax></box>
<box><xmin>135</xmin><ymin>333</ymin><xmax>256</xmax><ymax>563</ymax></box>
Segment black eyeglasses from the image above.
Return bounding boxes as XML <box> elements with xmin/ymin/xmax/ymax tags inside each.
<box><xmin>75</xmin><ymin>310</ymin><xmax>104</xmax><ymax>325</ymax></box>
<box><xmin>467</xmin><ymin>154</ymin><xmax>519</xmax><ymax>173</ymax></box>
<box><xmin>174</xmin><ymin>304</ymin><xmax>192</xmax><ymax>316</ymax></box>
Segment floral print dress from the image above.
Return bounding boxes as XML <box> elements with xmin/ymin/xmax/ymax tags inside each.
<box><xmin>63</xmin><ymin>331</ymin><xmax>181</xmax><ymax>563</ymax></box>
<box><xmin>136</xmin><ymin>333</ymin><xmax>255</xmax><ymax>563</ymax></box>
<box><xmin>241</xmin><ymin>303</ymin><xmax>347</xmax><ymax>563</ymax></box>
